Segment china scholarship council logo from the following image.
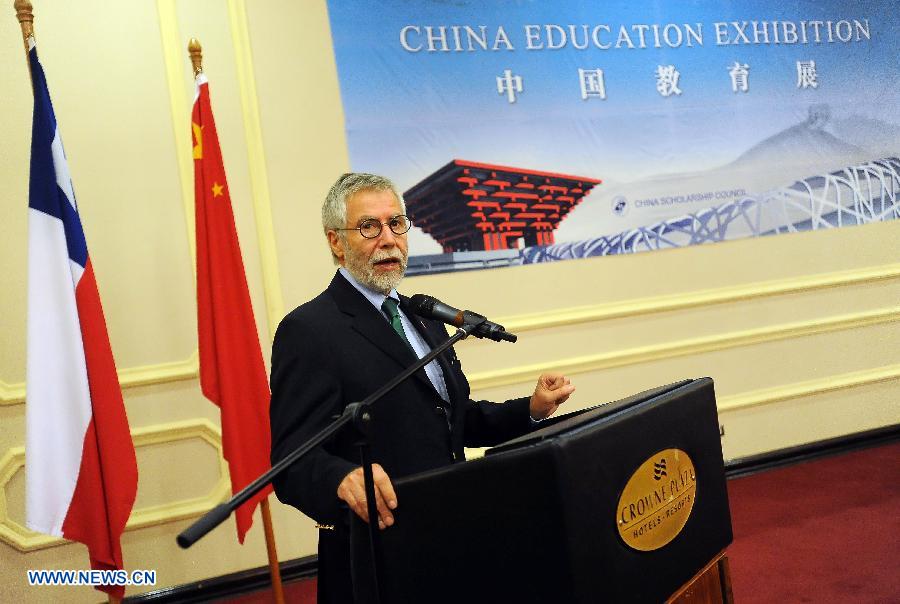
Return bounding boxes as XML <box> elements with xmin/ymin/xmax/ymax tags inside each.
<box><xmin>612</xmin><ymin>196</ymin><xmax>629</xmax><ymax>217</ymax></box>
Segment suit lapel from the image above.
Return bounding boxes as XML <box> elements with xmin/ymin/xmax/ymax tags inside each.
<box><xmin>328</xmin><ymin>272</ymin><xmax>432</xmax><ymax>391</ymax></box>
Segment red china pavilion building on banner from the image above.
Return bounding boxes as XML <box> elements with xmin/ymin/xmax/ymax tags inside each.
<box><xmin>404</xmin><ymin>159</ymin><xmax>602</xmax><ymax>253</ymax></box>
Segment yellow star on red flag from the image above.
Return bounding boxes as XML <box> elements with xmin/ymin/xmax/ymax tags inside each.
<box><xmin>211</xmin><ymin>182</ymin><xmax>224</xmax><ymax>197</ymax></box>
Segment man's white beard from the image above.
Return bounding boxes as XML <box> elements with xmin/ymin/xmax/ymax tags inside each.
<box><xmin>344</xmin><ymin>246</ymin><xmax>407</xmax><ymax>295</ymax></box>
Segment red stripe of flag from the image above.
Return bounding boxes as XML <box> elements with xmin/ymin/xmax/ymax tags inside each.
<box><xmin>62</xmin><ymin>260</ymin><xmax>138</xmax><ymax>599</ymax></box>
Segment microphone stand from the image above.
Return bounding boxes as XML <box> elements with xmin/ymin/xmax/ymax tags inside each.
<box><xmin>177</xmin><ymin>323</ymin><xmax>481</xmax><ymax>603</ymax></box>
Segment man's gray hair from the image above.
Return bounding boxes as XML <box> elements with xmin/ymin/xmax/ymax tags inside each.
<box><xmin>322</xmin><ymin>172</ymin><xmax>406</xmax><ymax>264</ymax></box>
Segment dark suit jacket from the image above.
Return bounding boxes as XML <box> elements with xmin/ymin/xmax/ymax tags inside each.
<box><xmin>270</xmin><ymin>271</ymin><xmax>532</xmax><ymax>603</ymax></box>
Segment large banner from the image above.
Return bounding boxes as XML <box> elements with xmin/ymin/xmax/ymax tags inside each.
<box><xmin>326</xmin><ymin>1</ymin><xmax>900</xmax><ymax>275</ymax></box>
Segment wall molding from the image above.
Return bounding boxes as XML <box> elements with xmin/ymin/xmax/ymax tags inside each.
<box><xmin>464</xmin><ymin>365</ymin><xmax>900</xmax><ymax>461</ymax></box>
<box><xmin>226</xmin><ymin>0</ymin><xmax>285</xmax><ymax>340</ymax></box>
<box><xmin>117</xmin><ymin>351</ymin><xmax>199</xmax><ymax>390</ymax></box>
<box><xmin>500</xmin><ymin>263</ymin><xmax>900</xmax><ymax>334</ymax></box>
<box><xmin>469</xmin><ymin>306</ymin><xmax>900</xmax><ymax>391</ymax></box>
<box><xmin>0</xmin><ymin>352</ymin><xmax>198</xmax><ymax>406</ymax></box>
<box><xmin>156</xmin><ymin>0</ymin><xmax>197</xmax><ymax>268</ymax></box>
<box><xmin>3</xmin><ymin>263</ymin><xmax>896</xmax><ymax>405</ymax></box>
<box><xmin>0</xmin><ymin>419</ymin><xmax>229</xmax><ymax>552</ymax></box>
<box><xmin>156</xmin><ymin>0</ymin><xmax>197</xmax><ymax>266</ymax></box>
<box><xmin>718</xmin><ymin>363</ymin><xmax>900</xmax><ymax>412</ymax></box>
<box><xmin>724</xmin><ymin>424</ymin><xmax>900</xmax><ymax>479</ymax></box>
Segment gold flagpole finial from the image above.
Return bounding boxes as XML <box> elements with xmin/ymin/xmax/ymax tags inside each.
<box><xmin>188</xmin><ymin>38</ymin><xmax>203</xmax><ymax>76</ymax></box>
<box><xmin>14</xmin><ymin>0</ymin><xmax>34</xmax><ymax>44</ymax></box>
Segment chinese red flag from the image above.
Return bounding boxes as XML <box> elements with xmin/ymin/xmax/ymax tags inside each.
<box><xmin>192</xmin><ymin>73</ymin><xmax>272</xmax><ymax>543</ymax></box>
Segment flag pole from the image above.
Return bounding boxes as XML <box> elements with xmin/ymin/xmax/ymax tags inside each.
<box><xmin>14</xmin><ymin>0</ymin><xmax>34</xmax><ymax>87</ymax></box>
<box><xmin>16</xmin><ymin>5</ymin><xmax>125</xmax><ymax>604</ymax></box>
<box><xmin>260</xmin><ymin>498</ymin><xmax>286</xmax><ymax>604</ymax></box>
<box><xmin>188</xmin><ymin>38</ymin><xmax>285</xmax><ymax>604</ymax></box>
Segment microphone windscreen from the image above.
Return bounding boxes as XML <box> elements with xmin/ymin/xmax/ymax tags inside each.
<box><xmin>409</xmin><ymin>294</ymin><xmax>435</xmax><ymax>316</ymax></box>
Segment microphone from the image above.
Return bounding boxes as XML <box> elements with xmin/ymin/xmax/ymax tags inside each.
<box><xmin>409</xmin><ymin>294</ymin><xmax>517</xmax><ymax>343</ymax></box>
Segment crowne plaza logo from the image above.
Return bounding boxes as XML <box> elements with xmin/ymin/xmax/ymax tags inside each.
<box><xmin>616</xmin><ymin>449</ymin><xmax>696</xmax><ymax>551</ymax></box>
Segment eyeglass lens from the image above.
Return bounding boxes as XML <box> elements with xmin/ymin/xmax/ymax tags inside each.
<box><xmin>358</xmin><ymin>216</ymin><xmax>410</xmax><ymax>238</ymax></box>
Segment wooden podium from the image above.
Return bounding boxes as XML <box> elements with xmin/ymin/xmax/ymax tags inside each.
<box><xmin>668</xmin><ymin>550</ymin><xmax>733</xmax><ymax>603</ymax></box>
<box><xmin>351</xmin><ymin>378</ymin><xmax>733</xmax><ymax>603</ymax></box>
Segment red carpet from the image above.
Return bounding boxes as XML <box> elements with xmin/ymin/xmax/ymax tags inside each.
<box><xmin>727</xmin><ymin>441</ymin><xmax>900</xmax><ymax>603</ymax></box>
<box><xmin>221</xmin><ymin>578</ymin><xmax>315</xmax><ymax>603</ymax></box>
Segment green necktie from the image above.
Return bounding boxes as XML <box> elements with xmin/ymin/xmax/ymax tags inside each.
<box><xmin>381</xmin><ymin>297</ymin><xmax>414</xmax><ymax>351</ymax></box>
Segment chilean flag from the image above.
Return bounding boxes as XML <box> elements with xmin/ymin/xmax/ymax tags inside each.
<box><xmin>24</xmin><ymin>37</ymin><xmax>138</xmax><ymax>598</ymax></box>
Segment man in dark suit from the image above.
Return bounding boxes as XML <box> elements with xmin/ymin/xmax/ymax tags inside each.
<box><xmin>270</xmin><ymin>173</ymin><xmax>574</xmax><ymax>603</ymax></box>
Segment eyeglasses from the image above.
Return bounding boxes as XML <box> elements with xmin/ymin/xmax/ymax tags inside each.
<box><xmin>334</xmin><ymin>215</ymin><xmax>412</xmax><ymax>239</ymax></box>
